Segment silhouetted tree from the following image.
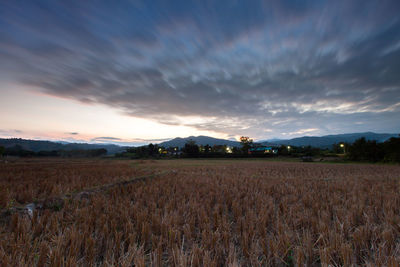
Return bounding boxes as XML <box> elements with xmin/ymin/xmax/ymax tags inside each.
<box><xmin>382</xmin><ymin>136</ymin><xmax>400</xmax><ymax>162</ymax></box>
<box><xmin>232</xmin><ymin>146</ymin><xmax>241</xmax><ymax>154</ymax></box>
<box><xmin>240</xmin><ymin>136</ymin><xmax>253</xmax><ymax>154</ymax></box>
<box><xmin>347</xmin><ymin>137</ymin><xmax>384</xmax><ymax>162</ymax></box>
<box><xmin>5</xmin><ymin>145</ymin><xmax>34</xmax><ymax>157</ymax></box>
<box><xmin>279</xmin><ymin>145</ymin><xmax>289</xmax><ymax>155</ymax></box>
<box><xmin>332</xmin><ymin>143</ymin><xmax>347</xmax><ymax>154</ymax></box>
<box><xmin>204</xmin><ymin>144</ymin><xmax>211</xmax><ymax>154</ymax></box>
<box><xmin>183</xmin><ymin>140</ymin><xmax>199</xmax><ymax>157</ymax></box>
<box><xmin>212</xmin><ymin>145</ymin><xmax>227</xmax><ymax>153</ymax></box>
<box><xmin>148</xmin><ymin>143</ymin><xmax>159</xmax><ymax>156</ymax></box>
<box><xmin>89</xmin><ymin>148</ymin><xmax>107</xmax><ymax>157</ymax></box>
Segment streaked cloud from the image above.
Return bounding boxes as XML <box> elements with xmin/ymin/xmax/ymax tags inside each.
<box><xmin>91</xmin><ymin>137</ymin><xmax>122</xmax><ymax>142</ymax></box>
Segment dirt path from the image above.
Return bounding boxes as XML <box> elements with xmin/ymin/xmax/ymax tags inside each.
<box><xmin>0</xmin><ymin>170</ymin><xmax>173</xmax><ymax>223</ymax></box>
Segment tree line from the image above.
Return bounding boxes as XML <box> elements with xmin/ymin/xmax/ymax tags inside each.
<box><xmin>1</xmin><ymin>135</ymin><xmax>399</xmax><ymax>163</ymax></box>
<box><xmin>115</xmin><ymin>135</ymin><xmax>400</xmax><ymax>163</ymax></box>
<box><xmin>0</xmin><ymin>144</ymin><xmax>107</xmax><ymax>158</ymax></box>
<box><xmin>345</xmin><ymin>136</ymin><xmax>400</xmax><ymax>163</ymax></box>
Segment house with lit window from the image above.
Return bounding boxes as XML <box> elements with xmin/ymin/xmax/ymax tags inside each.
<box><xmin>248</xmin><ymin>146</ymin><xmax>278</xmax><ymax>155</ymax></box>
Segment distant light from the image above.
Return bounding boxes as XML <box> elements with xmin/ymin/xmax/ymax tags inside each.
<box><xmin>287</xmin><ymin>146</ymin><xmax>291</xmax><ymax>150</ymax></box>
<box><xmin>340</xmin><ymin>144</ymin><xmax>344</xmax><ymax>147</ymax></box>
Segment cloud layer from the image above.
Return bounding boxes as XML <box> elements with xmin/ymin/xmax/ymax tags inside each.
<box><xmin>1</xmin><ymin>0</ymin><xmax>400</xmax><ymax>138</ymax></box>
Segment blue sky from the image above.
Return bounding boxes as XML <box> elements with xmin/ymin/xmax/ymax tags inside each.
<box><xmin>0</xmin><ymin>0</ymin><xmax>400</xmax><ymax>144</ymax></box>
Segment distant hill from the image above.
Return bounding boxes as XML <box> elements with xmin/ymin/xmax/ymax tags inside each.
<box><xmin>159</xmin><ymin>135</ymin><xmax>240</xmax><ymax>148</ymax></box>
<box><xmin>0</xmin><ymin>138</ymin><xmax>126</xmax><ymax>154</ymax></box>
<box><xmin>260</xmin><ymin>132</ymin><xmax>398</xmax><ymax>148</ymax></box>
<box><xmin>261</xmin><ymin>138</ymin><xmax>283</xmax><ymax>143</ymax></box>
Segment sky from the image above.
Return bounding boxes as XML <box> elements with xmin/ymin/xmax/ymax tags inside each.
<box><xmin>1</xmin><ymin>0</ymin><xmax>400</xmax><ymax>145</ymax></box>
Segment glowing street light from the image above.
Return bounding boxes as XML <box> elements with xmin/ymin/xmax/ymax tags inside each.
<box><xmin>340</xmin><ymin>143</ymin><xmax>346</xmax><ymax>154</ymax></box>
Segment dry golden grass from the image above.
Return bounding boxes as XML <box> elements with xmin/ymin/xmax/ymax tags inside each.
<box><xmin>0</xmin><ymin>159</ymin><xmax>153</xmax><ymax>207</ymax></box>
<box><xmin>0</xmin><ymin>159</ymin><xmax>399</xmax><ymax>266</ymax></box>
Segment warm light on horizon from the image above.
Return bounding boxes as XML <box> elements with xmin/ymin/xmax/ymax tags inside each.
<box><xmin>0</xmin><ymin>85</ymin><xmax>228</xmax><ymax>145</ymax></box>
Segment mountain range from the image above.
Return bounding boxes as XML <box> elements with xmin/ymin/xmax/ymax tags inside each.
<box><xmin>158</xmin><ymin>136</ymin><xmax>240</xmax><ymax>148</ymax></box>
<box><xmin>0</xmin><ymin>138</ymin><xmax>126</xmax><ymax>154</ymax></box>
<box><xmin>259</xmin><ymin>132</ymin><xmax>398</xmax><ymax>148</ymax></box>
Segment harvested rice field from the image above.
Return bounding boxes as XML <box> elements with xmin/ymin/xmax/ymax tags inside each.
<box><xmin>0</xmin><ymin>159</ymin><xmax>399</xmax><ymax>266</ymax></box>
